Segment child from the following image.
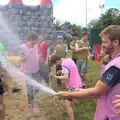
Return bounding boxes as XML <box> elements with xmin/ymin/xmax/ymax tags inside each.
<box><xmin>50</xmin><ymin>55</ymin><xmax>82</xmax><ymax>120</ymax></box>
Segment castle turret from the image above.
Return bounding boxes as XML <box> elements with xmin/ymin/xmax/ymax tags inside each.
<box><xmin>9</xmin><ymin>0</ymin><xmax>23</xmax><ymax>4</ymax></box>
<box><xmin>40</xmin><ymin>0</ymin><xmax>52</xmax><ymax>4</ymax></box>
<box><xmin>39</xmin><ymin>0</ymin><xmax>54</xmax><ymax>40</ymax></box>
<box><xmin>0</xmin><ymin>0</ymin><xmax>54</xmax><ymax>44</ymax></box>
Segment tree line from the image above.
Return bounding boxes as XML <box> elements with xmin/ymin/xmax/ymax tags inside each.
<box><xmin>54</xmin><ymin>8</ymin><xmax>120</xmax><ymax>36</ymax></box>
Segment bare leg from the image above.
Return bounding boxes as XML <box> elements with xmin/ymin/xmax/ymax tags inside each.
<box><xmin>64</xmin><ymin>100</ymin><xmax>74</xmax><ymax>120</ymax></box>
<box><xmin>81</xmin><ymin>73</ymin><xmax>86</xmax><ymax>82</ymax></box>
<box><xmin>28</xmin><ymin>104</ymin><xmax>33</xmax><ymax>117</ymax></box>
<box><xmin>26</xmin><ymin>84</ymin><xmax>34</xmax><ymax>117</ymax></box>
<box><xmin>33</xmin><ymin>91</ymin><xmax>39</xmax><ymax>115</ymax></box>
<box><xmin>0</xmin><ymin>96</ymin><xmax>5</xmax><ymax>120</ymax></box>
<box><xmin>81</xmin><ymin>73</ymin><xmax>87</xmax><ymax>88</ymax></box>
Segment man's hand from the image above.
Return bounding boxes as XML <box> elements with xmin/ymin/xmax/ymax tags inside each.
<box><xmin>113</xmin><ymin>95</ymin><xmax>120</xmax><ymax>115</ymax></box>
<box><xmin>56</xmin><ymin>70</ymin><xmax>62</xmax><ymax>74</ymax></box>
<box><xmin>55</xmin><ymin>91</ymin><xmax>68</xmax><ymax>99</ymax></box>
<box><xmin>75</xmin><ymin>48</ymin><xmax>80</xmax><ymax>52</ymax></box>
<box><xmin>54</xmin><ymin>75</ymin><xmax>60</xmax><ymax>79</ymax></box>
<box><xmin>88</xmin><ymin>55</ymin><xmax>91</xmax><ymax>60</ymax></box>
<box><xmin>76</xmin><ymin>88</ymin><xmax>81</xmax><ymax>91</ymax></box>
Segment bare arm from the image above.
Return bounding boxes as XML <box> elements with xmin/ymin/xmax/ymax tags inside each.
<box><xmin>65</xmin><ymin>46</ymin><xmax>68</xmax><ymax>57</ymax></box>
<box><xmin>113</xmin><ymin>95</ymin><xmax>120</xmax><ymax>115</ymax></box>
<box><xmin>75</xmin><ymin>43</ymin><xmax>88</xmax><ymax>52</ymax></box>
<box><xmin>70</xmin><ymin>45</ymin><xmax>75</xmax><ymax>51</ymax></box>
<box><xmin>54</xmin><ymin>73</ymin><xmax>69</xmax><ymax>80</ymax></box>
<box><xmin>57</xmin><ymin>80</ymin><xmax>111</xmax><ymax>99</ymax></box>
<box><xmin>57</xmin><ymin>66</ymin><xmax>120</xmax><ymax>100</ymax></box>
<box><xmin>54</xmin><ymin>67</ymin><xmax>69</xmax><ymax>80</ymax></box>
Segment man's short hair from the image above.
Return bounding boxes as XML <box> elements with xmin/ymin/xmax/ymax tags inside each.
<box><xmin>100</xmin><ymin>25</ymin><xmax>120</xmax><ymax>42</ymax></box>
<box><xmin>27</xmin><ymin>32</ymin><xmax>38</xmax><ymax>41</ymax></box>
<box><xmin>50</xmin><ymin>55</ymin><xmax>61</xmax><ymax>65</ymax></box>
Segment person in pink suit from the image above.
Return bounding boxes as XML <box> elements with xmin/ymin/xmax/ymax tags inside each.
<box><xmin>19</xmin><ymin>32</ymin><xmax>40</xmax><ymax>117</ymax></box>
<box><xmin>56</xmin><ymin>25</ymin><xmax>120</xmax><ymax>120</ymax></box>
<box><xmin>50</xmin><ymin>55</ymin><xmax>82</xmax><ymax>120</ymax></box>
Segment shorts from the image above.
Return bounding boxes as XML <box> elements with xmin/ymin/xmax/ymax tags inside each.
<box><xmin>77</xmin><ymin>60</ymin><xmax>88</xmax><ymax>73</ymax></box>
<box><xmin>0</xmin><ymin>79</ymin><xmax>4</xmax><ymax>96</ymax></box>
<box><xmin>25</xmin><ymin>72</ymin><xmax>40</xmax><ymax>104</ymax></box>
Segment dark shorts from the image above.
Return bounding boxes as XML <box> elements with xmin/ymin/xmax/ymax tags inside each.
<box><xmin>0</xmin><ymin>79</ymin><xmax>4</xmax><ymax>96</ymax></box>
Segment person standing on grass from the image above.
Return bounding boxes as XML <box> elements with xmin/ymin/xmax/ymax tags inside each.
<box><xmin>50</xmin><ymin>55</ymin><xmax>82</xmax><ymax>120</ymax></box>
<box><xmin>0</xmin><ymin>75</ymin><xmax>7</xmax><ymax>120</ymax></box>
<box><xmin>75</xmin><ymin>32</ymin><xmax>89</xmax><ymax>88</ymax></box>
<box><xmin>19</xmin><ymin>32</ymin><xmax>40</xmax><ymax>117</ymax></box>
<box><xmin>56</xmin><ymin>25</ymin><xmax>120</xmax><ymax>120</ymax></box>
<box><xmin>0</xmin><ymin>42</ymin><xmax>8</xmax><ymax>120</ymax></box>
<box><xmin>54</xmin><ymin>36</ymin><xmax>68</xmax><ymax>86</ymax></box>
<box><xmin>70</xmin><ymin>33</ymin><xmax>77</xmax><ymax>64</ymax></box>
<box><xmin>0</xmin><ymin>68</ymin><xmax>8</xmax><ymax>120</ymax></box>
<box><xmin>37</xmin><ymin>36</ymin><xmax>49</xmax><ymax>63</ymax></box>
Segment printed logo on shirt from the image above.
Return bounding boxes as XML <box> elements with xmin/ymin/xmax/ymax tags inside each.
<box><xmin>106</xmin><ymin>73</ymin><xmax>113</xmax><ymax>81</ymax></box>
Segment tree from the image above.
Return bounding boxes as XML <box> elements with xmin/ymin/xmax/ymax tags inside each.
<box><xmin>88</xmin><ymin>8</ymin><xmax>120</xmax><ymax>29</ymax></box>
<box><xmin>88</xmin><ymin>19</ymin><xmax>101</xmax><ymax>28</ymax></box>
<box><xmin>54</xmin><ymin>23</ymin><xmax>62</xmax><ymax>30</ymax></box>
<box><xmin>54</xmin><ymin>21</ymin><xmax>81</xmax><ymax>35</ymax></box>
<box><xmin>101</xmin><ymin>8</ymin><xmax>120</xmax><ymax>27</ymax></box>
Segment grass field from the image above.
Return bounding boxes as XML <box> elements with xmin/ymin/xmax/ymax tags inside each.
<box><xmin>4</xmin><ymin>60</ymin><xmax>101</xmax><ymax>120</ymax></box>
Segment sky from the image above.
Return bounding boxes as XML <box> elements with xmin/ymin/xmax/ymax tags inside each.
<box><xmin>0</xmin><ymin>0</ymin><xmax>120</xmax><ymax>27</ymax></box>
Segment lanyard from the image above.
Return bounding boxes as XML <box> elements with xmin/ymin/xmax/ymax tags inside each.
<box><xmin>112</xmin><ymin>52</ymin><xmax>120</xmax><ymax>59</ymax></box>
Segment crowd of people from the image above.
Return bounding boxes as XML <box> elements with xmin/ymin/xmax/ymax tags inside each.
<box><xmin>0</xmin><ymin>25</ymin><xmax>119</xmax><ymax>120</ymax></box>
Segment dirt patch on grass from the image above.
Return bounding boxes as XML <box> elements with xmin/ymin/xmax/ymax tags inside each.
<box><xmin>4</xmin><ymin>71</ymin><xmax>64</xmax><ymax>120</ymax></box>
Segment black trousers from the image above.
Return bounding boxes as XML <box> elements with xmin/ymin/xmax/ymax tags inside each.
<box><xmin>56</xmin><ymin>64</ymin><xmax>62</xmax><ymax>85</ymax></box>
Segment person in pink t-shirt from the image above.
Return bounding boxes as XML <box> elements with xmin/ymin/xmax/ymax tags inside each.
<box><xmin>19</xmin><ymin>32</ymin><xmax>40</xmax><ymax>117</ymax></box>
<box><xmin>50</xmin><ymin>55</ymin><xmax>82</xmax><ymax>120</ymax></box>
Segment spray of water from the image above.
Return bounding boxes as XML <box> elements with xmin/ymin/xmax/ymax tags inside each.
<box><xmin>4</xmin><ymin>63</ymin><xmax>56</xmax><ymax>95</ymax></box>
<box><xmin>0</xmin><ymin>11</ymin><xmax>56</xmax><ymax>96</ymax></box>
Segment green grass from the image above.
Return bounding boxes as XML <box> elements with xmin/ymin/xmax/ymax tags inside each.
<box><xmin>61</xmin><ymin>60</ymin><xmax>101</xmax><ymax>120</ymax></box>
